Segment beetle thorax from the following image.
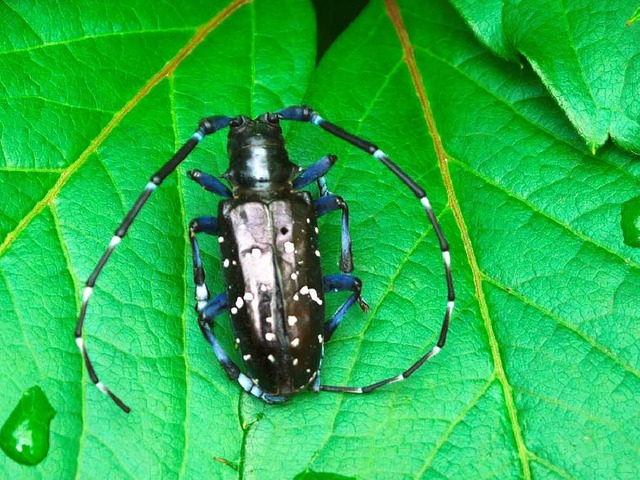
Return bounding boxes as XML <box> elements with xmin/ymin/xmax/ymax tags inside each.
<box><xmin>225</xmin><ymin>116</ymin><xmax>299</xmax><ymax>193</ymax></box>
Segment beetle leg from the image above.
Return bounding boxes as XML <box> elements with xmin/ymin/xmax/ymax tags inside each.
<box><xmin>310</xmin><ymin>344</ymin><xmax>324</xmax><ymax>393</ymax></box>
<box><xmin>188</xmin><ymin>169</ymin><xmax>232</xmax><ymax>198</ymax></box>
<box><xmin>278</xmin><ymin>105</ymin><xmax>454</xmax><ymax>396</ymax></box>
<box><xmin>292</xmin><ymin>154</ymin><xmax>337</xmax><ymax>190</ymax></box>
<box><xmin>189</xmin><ymin>216</ymin><xmax>221</xmax><ymax>312</ymax></box>
<box><xmin>198</xmin><ymin>293</ymin><xmax>287</xmax><ymax>404</ymax></box>
<box><xmin>323</xmin><ymin>274</ymin><xmax>369</xmax><ymax>342</ymax></box>
<box><xmin>75</xmin><ymin>115</ymin><xmax>233</xmax><ymax>413</ymax></box>
<box><xmin>314</xmin><ymin>195</ymin><xmax>354</xmax><ymax>273</ymax></box>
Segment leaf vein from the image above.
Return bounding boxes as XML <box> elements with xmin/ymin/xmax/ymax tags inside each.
<box><xmin>416</xmin><ymin>375</ymin><xmax>496</xmax><ymax>476</ymax></box>
<box><xmin>383</xmin><ymin>0</ymin><xmax>531</xmax><ymax>476</ymax></box>
<box><xmin>451</xmin><ymin>157</ymin><xmax>640</xmax><ymax>270</ymax></box>
<box><xmin>410</xmin><ymin>44</ymin><xmax>636</xmax><ymax>179</ymax></box>
<box><xmin>0</xmin><ymin>27</ymin><xmax>197</xmax><ymax>57</ymax></box>
<box><xmin>485</xmin><ymin>276</ymin><xmax>640</xmax><ymax>377</ymax></box>
<box><xmin>49</xmin><ymin>202</ymin><xmax>87</xmax><ymax>480</ymax></box>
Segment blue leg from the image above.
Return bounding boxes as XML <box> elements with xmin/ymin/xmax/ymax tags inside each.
<box><xmin>189</xmin><ymin>216</ymin><xmax>220</xmax><ymax>312</ymax></box>
<box><xmin>314</xmin><ymin>195</ymin><xmax>354</xmax><ymax>273</ymax></box>
<box><xmin>323</xmin><ymin>274</ymin><xmax>369</xmax><ymax>342</ymax></box>
<box><xmin>278</xmin><ymin>106</ymin><xmax>454</xmax><ymax>396</ymax></box>
<box><xmin>198</xmin><ymin>293</ymin><xmax>287</xmax><ymax>404</ymax></box>
<box><xmin>188</xmin><ymin>169</ymin><xmax>232</xmax><ymax>198</ymax></box>
<box><xmin>292</xmin><ymin>154</ymin><xmax>337</xmax><ymax>190</ymax></box>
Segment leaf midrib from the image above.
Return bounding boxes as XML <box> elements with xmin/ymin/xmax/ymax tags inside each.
<box><xmin>385</xmin><ymin>0</ymin><xmax>531</xmax><ymax>477</ymax></box>
<box><xmin>0</xmin><ymin>27</ymin><xmax>197</xmax><ymax>57</ymax></box>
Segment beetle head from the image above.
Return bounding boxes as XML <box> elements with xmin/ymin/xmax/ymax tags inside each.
<box><xmin>225</xmin><ymin>113</ymin><xmax>298</xmax><ymax>192</ymax></box>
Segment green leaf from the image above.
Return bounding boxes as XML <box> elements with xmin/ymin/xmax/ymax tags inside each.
<box><xmin>2</xmin><ymin>0</ymin><xmax>639</xmax><ymax>479</ymax></box>
<box><xmin>450</xmin><ymin>0</ymin><xmax>640</xmax><ymax>153</ymax></box>
<box><xmin>240</xmin><ymin>0</ymin><xmax>639</xmax><ymax>478</ymax></box>
<box><xmin>0</xmin><ymin>0</ymin><xmax>315</xmax><ymax>478</ymax></box>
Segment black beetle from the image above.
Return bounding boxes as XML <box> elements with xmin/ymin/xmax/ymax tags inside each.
<box><xmin>75</xmin><ymin>106</ymin><xmax>454</xmax><ymax>412</ymax></box>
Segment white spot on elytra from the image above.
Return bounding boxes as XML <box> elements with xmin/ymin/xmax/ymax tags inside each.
<box><xmin>314</xmin><ymin>227</ymin><xmax>319</xmax><ymax>234</ymax></box>
<box><xmin>318</xmin><ymin>334</ymin><xmax>324</xmax><ymax>343</ymax></box>
<box><xmin>288</xmin><ymin>316</ymin><xmax>297</xmax><ymax>326</ymax></box>
<box><xmin>300</xmin><ymin>285</ymin><xmax>309</xmax><ymax>295</ymax></box>
<box><xmin>266</xmin><ymin>316</ymin><xmax>273</xmax><ymax>324</ymax></box>
<box><xmin>232</xmin><ymin>260</ymin><xmax>237</xmax><ymax>265</ymax></box>
<box><xmin>308</xmin><ymin>288</ymin><xmax>323</xmax><ymax>305</ymax></box>
<box><xmin>265</xmin><ymin>332</ymin><xmax>276</xmax><ymax>341</ymax></box>
<box><xmin>231</xmin><ymin>307</ymin><xmax>238</xmax><ymax>314</ymax></box>
<box><xmin>260</xmin><ymin>284</ymin><xmax>268</xmax><ymax>292</ymax></box>
<box><xmin>284</xmin><ymin>241</ymin><xmax>295</xmax><ymax>253</ymax></box>
<box><xmin>306</xmin><ymin>218</ymin><xmax>310</xmax><ymax>224</ymax></box>
<box><xmin>218</xmin><ymin>236</ymin><xmax>224</xmax><ymax>243</ymax></box>
<box><xmin>291</xmin><ymin>337</ymin><xmax>300</xmax><ymax>347</ymax></box>
<box><xmin>293</xmin><ymin>294</ymin><xmax>299</xmax><ymax>301</ymax></box>
<box><xmin>267</xmin><ymin>354</ymin><xmax>276</xmax><ymax>363</ymax></box>
<box><xmin>223</xmin><ymin>258</ymin><xmax>230</xmax><ymax>268</ymax></box>
<box><xmin>235</xmin><ymin>297</ymin><xmax>244</xmax><ymax>308</ymax></box>
<box><xmin>235</xmin><ymin>338</ymin><xmax>241</xmax><ymax>344</ymax></box>
<box><xmin>315</xmin><ymin>250</ymin><xmax>321</xmax><ymax>257</ymax></box>
<box><xmin>251</xmin><ymin>248</ymin><xmax>261</xmax><ymax>258</ymax></box>
<box><xmin>243</xmin><ymin>292</ymin><xmax>254</xmax><ymax>302</ymax></box>
<box><xmin>291</xmin><ymin>272</ymin><xmax>298</xmax><ymax>280</ymax></box>
<box><xmin>292</xmin><ymin>358</ymin><xmax>299</xmax><ymax>366</ymax></box>
<box><xmin>243</xmin><ymin>354</ymin><xmax>251</xmax><ymax>361</ymax></box>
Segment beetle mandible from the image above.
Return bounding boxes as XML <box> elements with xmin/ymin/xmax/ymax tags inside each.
<box><xmin>75</xmin><ymin>106</ymin><xmax>455</xmax><ymax>412</ymax></box>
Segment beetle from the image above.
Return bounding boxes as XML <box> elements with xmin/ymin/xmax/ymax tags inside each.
<box><xmin>75</xmin><ymin>106</ymin><xmax>455</xmax><ymax>412</ymax></box>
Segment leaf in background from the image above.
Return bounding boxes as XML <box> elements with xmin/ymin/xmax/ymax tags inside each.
<box><xmin>446</xmin><ymin>0</ymin><xmax>517</xmax><ymax>60</ymax></box>
<box><xmin>236</xmin><ymin>0</ymin><xmax>640</xmax><ymax>478</ymax></box>
<box><xmin>450</xmin><ymin>0</ymin><xmax>640</xmax><ymax>153</ymax></box>
<box><xmin>2</xmin><ymin>0</ymin><xmax>639</xmax><ymax>478</ymax></box>
<box><xmin>0</xmin><ymin>0</ymin><xmax>315</xmax><ymax>478</ymax></box>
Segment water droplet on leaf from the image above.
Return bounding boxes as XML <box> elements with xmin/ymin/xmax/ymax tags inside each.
<box><xmin>0</xmin><ymin>386</ymin><xmax>55</xmax><ymax>466</ymax></box>
<box><xmin>621</xmin><ymin>196</ymin><xmax>640</xmax><ymax>247</ymax></box>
